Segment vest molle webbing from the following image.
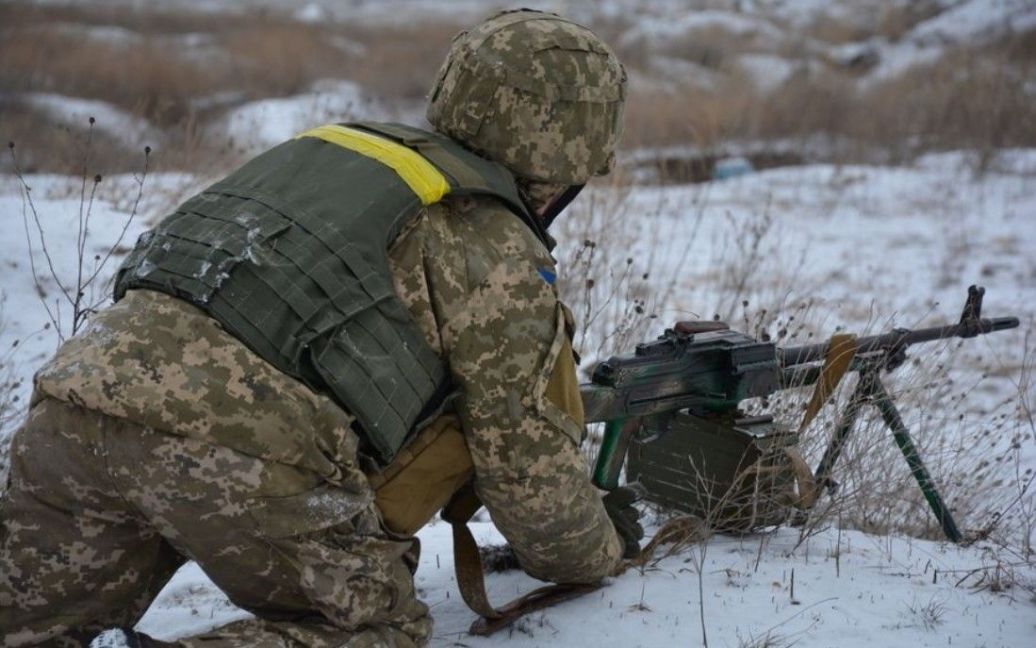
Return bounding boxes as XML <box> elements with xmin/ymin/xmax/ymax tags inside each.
<box><xmin>114</xmin><ymin>122</ymin><xmax>533</xmax><ymax>464</ymax></box>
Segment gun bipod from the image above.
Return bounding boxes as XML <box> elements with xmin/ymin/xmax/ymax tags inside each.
<box><xmin>799</xmin><ymin>367</ymin><xmax>963</xmax><ymax>543</ymax></box>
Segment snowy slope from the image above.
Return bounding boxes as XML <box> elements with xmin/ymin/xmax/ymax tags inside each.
<box><xmin>208</xmin><ymin>79</ymin><xmax>384</xmax><ymax>156</ymax></box>
<box><xmin>18</xmin><ymin>94</ymin><xmax>161</xmax><ymax>150</ymax></box>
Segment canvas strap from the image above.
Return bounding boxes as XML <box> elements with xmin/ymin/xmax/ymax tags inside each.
<box><xmin>440</xmin><ymin>483</ymin><xmax>603</xmax><ymax>635</ymax></box>
<box><xmin>798</xmin><ymin>333</ymin><xmax>858</xmax><ymax>433</ymax></box>
<box><xmin>784</xmin><ymin>447</ymin><xmax>820</xmax><ymax>509</ymax></box>
<box><xmin>789</xmin><ymin>332</ymin><xmax>857</xmax><ymax>509</ymax></box>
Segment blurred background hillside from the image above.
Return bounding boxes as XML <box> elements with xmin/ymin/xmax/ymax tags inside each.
<box><xmin>3</xmin><ymin>0</ymin><xmax>1034</xmax><ymax>180</ymax></box>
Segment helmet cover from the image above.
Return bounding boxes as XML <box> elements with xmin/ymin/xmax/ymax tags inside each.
<box><xmin>427</xmin><ymin>9</ymin><xmax>627</xmax><ymax>185</ymax></box>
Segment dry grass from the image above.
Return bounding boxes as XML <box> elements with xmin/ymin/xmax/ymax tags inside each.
<box><xmin>861</xmin><ymin>44</ymin><xmax>1036</xmax><ymax>165</ymax></box>
<box><xmin>801</xmin><ymin>1</ymin><xmax>943</xmax><ymax>45</ymax></box>
<box><xmin>3</xmin><ymin>2</ymin><xmax>1034</xmax><ymax>175</ymax></box>
<box><xmin>657</xmin><ymin>25</ymin><xmax>761</xmax><ymax>70</ymax></box>
<box><xmin>340</xmin><ymin>22</ymin><xmax>466</xmax><ymax>101</ymax></box>
<box><xmin>0</xmin><ymin>2</ymin><xmax>466</xmax><ymax>173</ymax></box>
<box><xmin>621</xmin><ymin>30</ymin><xmax>1036</xmax><ymax>172</ymax></box>
<box><xmin>0</xmin><ymin>100</ymin><xmax>139</xmax><ymax>175</ymax></box>
<box><xmin>623</xmin><ymin>78</ymin><xmax>760</xmax><ymax>151</ymax></box>
<box><xmin>1</xmin><ymin>14</ymin><xmax>227</xmax><ymax>127</ymax></box>
<box><xmin>0</xmin><ymin>1</ymin><xmax>463</xmax><ymax>108</ymax></box>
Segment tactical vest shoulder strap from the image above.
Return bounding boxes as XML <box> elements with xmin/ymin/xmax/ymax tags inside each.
<box><xmin>351</xmin><ymin>122</ymin><xmax>552</xmax><ymax>247</ymax></box>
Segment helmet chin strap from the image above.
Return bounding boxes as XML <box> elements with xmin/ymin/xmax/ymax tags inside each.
<box><xmin>539</xmin><ymin>184</ymin><xmax>585</xmax><ymax>230</ymax></box>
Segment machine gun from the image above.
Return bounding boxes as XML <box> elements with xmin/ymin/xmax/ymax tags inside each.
<box><xmin>582</xmin><ymin>286</ymin><xmax>1019</xmax><ymax>542</ymax></box>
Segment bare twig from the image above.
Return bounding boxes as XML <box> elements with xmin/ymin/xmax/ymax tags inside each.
<box><xmin>8</xmin><ymin>132</ymin><xmax>151</xmax><ymax>341</ymax></box>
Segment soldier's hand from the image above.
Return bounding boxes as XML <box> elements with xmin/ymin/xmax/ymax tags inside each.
<box><xmin>602</xmin><ymin>485</ymin><xmax>644</xmax><ymax>559</ymax></box>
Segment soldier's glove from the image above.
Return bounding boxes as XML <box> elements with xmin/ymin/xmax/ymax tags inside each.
<box><xmin>479</xmin><ymin>543</ymin><xmax>523</xmax><ymax>572</ymax></box>
<box><xmin>602</xmin><ymin>485</ymin><xmax>644</xmax><ymax>559</ymax></box>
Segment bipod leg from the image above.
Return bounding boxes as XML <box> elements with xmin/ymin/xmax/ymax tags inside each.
<box><xmin>811</xmin><ymin>377</ymin><xmax>868</xmax><ymax>495</ymax></box>
<box><xmin>866</xmin><ymin>373</ymin><xmax>963</xmax><ymax>543</ymax></box>
<box><xmin>791</xmin><ymin>376</ymin><xmax>868</xmax><ymax>527</ymax></box>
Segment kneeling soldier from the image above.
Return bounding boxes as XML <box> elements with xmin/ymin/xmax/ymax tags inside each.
<box><xmin>0</xmin><ymin>10</ymin><xmax>641</xmax><ymax>647</ymax></box>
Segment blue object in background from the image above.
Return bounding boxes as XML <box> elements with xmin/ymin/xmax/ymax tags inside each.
<box><xmin>712</xmin><ymin>156</ymin><xmax>755</xmax><ymax>180</ymax></box>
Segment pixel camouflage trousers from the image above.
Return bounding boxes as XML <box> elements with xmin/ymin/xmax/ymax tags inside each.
<box><xmin>0</xmin><ymin>397</ymin><xmax>431</xmax><ymax>647</ymax></box>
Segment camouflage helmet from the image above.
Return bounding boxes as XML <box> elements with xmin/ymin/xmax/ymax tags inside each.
<box><xmin>426</xmin><ymin>9</ymin><xmax>627</xmax><ymax>185</ymax></box>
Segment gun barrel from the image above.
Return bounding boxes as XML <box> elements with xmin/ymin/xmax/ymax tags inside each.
<box><xmin>779</xmin><ymin>316</ymin><xmax>1019</xmax><ymax>367</ymax></box>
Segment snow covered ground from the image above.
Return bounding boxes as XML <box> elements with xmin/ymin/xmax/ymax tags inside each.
<box><xmin>1</xmin><ymin>149</ymin><xmax>1033</xmax><ymax>645</ymax></box>
<box><xmin>209</xmin><ymin>79</ymin><xmax>384</xmax><ymax>156</ymax></box>
<box><xmin>17</xmin><ymin>94</ymin><xmax>161</xmax><ymax>150</ymax></box>
<box><xmin>136</xmin><ymin>522</ymin><xmax>1034</xmax><ymax>647</ymax></box>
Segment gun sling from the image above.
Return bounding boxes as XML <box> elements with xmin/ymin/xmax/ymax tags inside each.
<box><xmin>798</xmin><ymin>333</ymin><xmax>857</xmax><ymax>434</ymax></box>
<box><xmin>790</xmin><ymin>332</ymin><xmax>857</xmax><ymax>509</ymax></box>
<box><xmin>440</xmin><ymin>485</ymin><xmax>728</xmax><ymax>635</ymax></box>
<box><xmin>440</xmin><ymin>484</ymin><xmax>602</xmax><ymax>635</ymax></box>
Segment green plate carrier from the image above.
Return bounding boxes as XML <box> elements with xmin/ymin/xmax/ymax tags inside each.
<box><xmin>114</xmin><ymin>122</ymin><xmax>534</xmax><ymax>464</ymax></box>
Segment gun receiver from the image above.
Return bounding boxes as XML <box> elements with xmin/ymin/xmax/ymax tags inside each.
<box><xmin>583</xmin><ymin>285</ymin><xmax>1019</xmax><ymax>542</ymax></box>
<box><xmin>585</xmin><ymin>327</ymin><xmax>779</xmax><ymax>419</ymax></box>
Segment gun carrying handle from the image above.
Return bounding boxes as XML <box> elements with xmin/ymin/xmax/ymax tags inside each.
<box><xmin>592</xmin><ymin>418</ymin><xmax>640</xmax><ymax>490</ymax></box>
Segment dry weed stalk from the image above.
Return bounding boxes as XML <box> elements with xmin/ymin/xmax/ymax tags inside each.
<box><xmin>906</xmin><ymin>594</ymin><xmax>948</xmax><ymax>631</ymax></box>
<box><xmin>8</xmin><ymin>120</ymin><xmax>150</xmax><ymax>342</ymax></box>
<box><xmin>0</xmin><ymin>305</ymin><xmax>19</xmax><ymax>490</ymax></box>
